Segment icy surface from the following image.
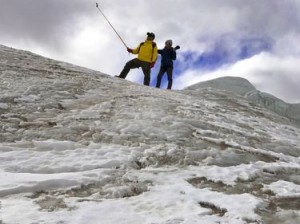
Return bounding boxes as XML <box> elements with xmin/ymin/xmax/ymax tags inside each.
<box><xmin>1</xmin><ymin>44</ymin><xmax>300</xmax><ymax>224</ymax></box>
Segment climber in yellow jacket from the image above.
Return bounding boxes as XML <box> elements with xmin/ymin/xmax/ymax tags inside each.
<box><xmin>116</xmin><ymin>32</ymin><xmax>158</xmax><ymax>86</ymax></box>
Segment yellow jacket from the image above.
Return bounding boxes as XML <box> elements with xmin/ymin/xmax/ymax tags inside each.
<box><xmin>132</xmin><ymin>40</ymin><xmax>158</xmax><ymax>63</ymax></box>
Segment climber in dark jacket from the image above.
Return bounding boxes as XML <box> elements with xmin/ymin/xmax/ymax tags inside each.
<box><xmin>155</xmin><ymin>40</ymin><xmax>180</xmax><ymax>89</ymax></box>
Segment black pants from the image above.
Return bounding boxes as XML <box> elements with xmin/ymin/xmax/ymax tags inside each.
<box><xmin>156</xmin><ymin>66</ymin><xmax>173</xmax><ymax>89</ymax></box>
<box><xmin>119</xmin><ymin>58</ymin><xmax>151</xmax><ymax>86</ymax></box>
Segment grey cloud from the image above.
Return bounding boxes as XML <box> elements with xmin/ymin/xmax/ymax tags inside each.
<box><xmin>234</xmin><ymin>1</ymin><xmax>300</xmax><ymax>38</ymax></box>
<box><xmin>2</xmin><ymin>0</ymin><xmax>299</xmax><ymax>50</ymax></box>
<box><xmin>0</xmin><ymin>0</ymin><xmax>93</xmax><ymax>48</ymax></box>
<box><xmin>107</xmin><ymin>0</ymin><xmax>300</xmax><ymax>54</ymax></box>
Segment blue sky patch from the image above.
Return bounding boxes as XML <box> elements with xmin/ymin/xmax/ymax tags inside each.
<box><xmin>180</xmin><ymin>35</ymin><xmax>273</xmax><ymax>72</ymax></box>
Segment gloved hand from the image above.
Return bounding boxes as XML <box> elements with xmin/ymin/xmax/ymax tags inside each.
<box><xmin>127</xmin><ymin>47</ymin><xmax>133</xmax><ymax>53</ymax></box>
<box><xmin>150</xmin><ymin>62</ymin><xmax>155</xmax><ymax>68</ymax></box>
<box><xmin>175</xmin><ymin>45</ymin><xmax>180</xmax><ymax>50</ymax></box>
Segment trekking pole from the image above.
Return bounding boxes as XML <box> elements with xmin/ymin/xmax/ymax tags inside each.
<box><xmin>96</xmin><ymin>2</ymin><xmax>128</xmax><ymax>48</ymax></box>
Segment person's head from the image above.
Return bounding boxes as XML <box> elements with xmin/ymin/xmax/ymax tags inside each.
<box><xmin>146</xmin><ymin>32</ymin><xmax>155</xmax><ymax>41</ymax></box>
<box><xmin>165</xmin><ymin>40</ymin><xmax>173</xmax><ymax>48</ymax></box>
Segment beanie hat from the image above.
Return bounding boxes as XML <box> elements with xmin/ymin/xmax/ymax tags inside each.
<box><xmin>165</xmin><ymin>40</ymin><xmax>173</xmax><ymax>46</ymax></box>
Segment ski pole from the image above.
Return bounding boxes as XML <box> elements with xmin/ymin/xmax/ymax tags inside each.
<box><xmin>96</xmin><ymin>2</ymin><xmax>128</xmax><ymax>48</ymax></box>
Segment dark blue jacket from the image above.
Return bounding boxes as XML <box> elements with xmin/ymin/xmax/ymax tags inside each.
<box><xmin>158</xmin><ymin>47</ymin><xmax>176</xmax><ymax>68</ymax></box>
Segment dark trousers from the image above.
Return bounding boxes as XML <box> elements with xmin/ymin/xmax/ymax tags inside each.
<box><xmin>119</xmin><ymin>58</ymin><xmax>151</xmax><ymax>86</ymax></box>
<box><xmin>156</xmin><ymin>66</ymin><xmax>173</xmax><ymax>89</ymax></box>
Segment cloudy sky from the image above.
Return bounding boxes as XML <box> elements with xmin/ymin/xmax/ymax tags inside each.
<box><xmin>1</xmin><ymin>0</ymin><xmax>300</xmax><ymax>103</ymax></box>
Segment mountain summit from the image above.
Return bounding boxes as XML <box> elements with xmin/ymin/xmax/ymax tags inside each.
<box><xmin>1</xmin><ymin>45</ymin><xmax>300</xmax><ymax>224</ymax></box>
<box><xmin>186</xmin><ymin>76</ymin><xmax>300</xmax><ymax>123</ymax></box>
<box><xmin>186</xmin><ymin>76</ymin><xmax>256</xmax><ymax>95</ymax></box>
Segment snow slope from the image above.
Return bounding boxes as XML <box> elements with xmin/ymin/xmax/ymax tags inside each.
<box><xmin>1</xmin><ymin>44</ymin><xmax>300</xmax><ymax>224</ymax></box>
<box><xmin>186</xmin><ymin>76</ymin><xmax>300</xmax><ymax>123</ymax></box>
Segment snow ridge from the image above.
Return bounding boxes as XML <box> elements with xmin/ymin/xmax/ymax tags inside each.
<box><xmin>186</xmin><ymin>76</ymin><xmax>300</xmax><ymax>123</ymax></box>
